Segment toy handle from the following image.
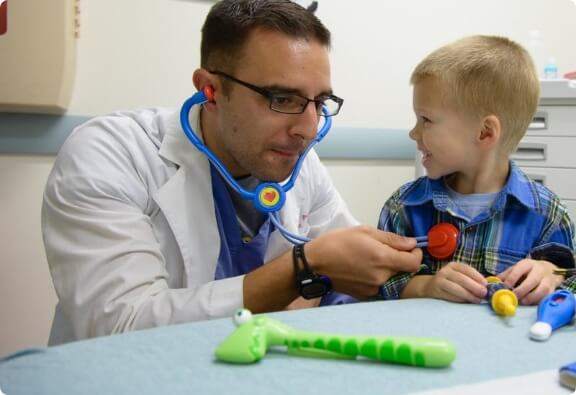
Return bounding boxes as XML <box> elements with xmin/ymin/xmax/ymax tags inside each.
<box><xmin>536</xmin><ymin>290</ymin><xmax>575</xmax><ymax>330</ymax></box>
<box><xmin>287</xmin><ymin>331</ymin><xmax>456</xmax><ymax>368</ymax></box>
<box><xmin>530</xmin><ymin>290</ymin><xmax>576</xmax><ymax>341</ymax></box>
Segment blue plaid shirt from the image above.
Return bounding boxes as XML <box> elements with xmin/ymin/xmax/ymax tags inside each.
<box><xmin>378</xmin><ymin>161</ymin><xmax>576</xmax><ymax>299</ymax></box>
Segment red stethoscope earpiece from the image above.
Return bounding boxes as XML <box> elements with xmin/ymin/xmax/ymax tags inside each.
<box><xmin>416</xmin><ymin>223</ymin><xmax>459</xmax><ymax>260</ymax></box>
<box><xmin>203</xmin><ymin>85</ymin><xmax>215</xmax><ymax>102</ymax></box>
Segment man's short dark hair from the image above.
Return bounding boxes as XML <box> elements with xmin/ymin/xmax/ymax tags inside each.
<box><xmin>201</xmin><ymin>0</ymin><xmax>331</xmax><ymax>72</ymax></box>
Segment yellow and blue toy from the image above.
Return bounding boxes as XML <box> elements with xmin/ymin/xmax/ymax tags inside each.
<box><xmin>485</xmin><ymin>276</ymin><xmax>518</xmax><ymax>317</ymax></box>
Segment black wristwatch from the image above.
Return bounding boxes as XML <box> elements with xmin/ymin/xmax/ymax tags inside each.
<box><xmin>293</xmin><ymin>243</ymin><xmax>332</xmax><ymax>300</ymax></box>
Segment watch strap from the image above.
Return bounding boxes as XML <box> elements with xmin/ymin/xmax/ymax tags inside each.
<box><xmin>293</xmin><ymin>243</ymin><xmax>332</xmax><ymax>299</ymax></box>
<box><xmin>294</xmin><ymin>243</ymin><xmax>311</xmax><ymax>273</ymax></box>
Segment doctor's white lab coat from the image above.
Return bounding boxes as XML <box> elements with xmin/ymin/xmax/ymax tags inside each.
<box><xmin>42</xmin><ymin>106</ymin><xmax>357</xmax><ymax>344</ymax></box>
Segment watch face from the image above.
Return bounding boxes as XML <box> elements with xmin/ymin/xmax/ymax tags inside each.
<box><xmin>300</xmin><ymin>276</ymin><xmax>332</xmax><ymax>299</ymax></box>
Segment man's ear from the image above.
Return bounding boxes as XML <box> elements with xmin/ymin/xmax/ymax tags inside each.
<box><xmin>192</xmin><ymin>69</ymin><xmax>218</xmax><ymax>110</ymax></box>
<box><xmin>478</xmin><ymin>114</ymin><xmax>502</xmax><ymax>148</ymax></box>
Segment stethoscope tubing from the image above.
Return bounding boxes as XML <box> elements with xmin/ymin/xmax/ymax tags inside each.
<box><xmin>180</xmin><ymin>89</ymin><xmax>333</xmax><ymax>245</ymax></box>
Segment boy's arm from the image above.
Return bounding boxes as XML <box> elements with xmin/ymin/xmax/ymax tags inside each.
<box><xmin>503</xmin><ymin>196</ymin><xmax>576</xmax><ymax>302</ymax></box>
<box><xmin>530</xmin><ymin>246</ymin><xmax>576</xmax><ymax>293</ymax></box>
<box><xmin>380</xmin><ymin>271</ymin><xmax>420</xmax><ymax>299</ymax></box>
<box><xmin>533</xmin><ymin>198</ymin><xmax>576</xmax><ymax>292</ymax></box>
<box><xmin>400</xmin><ymin>274</ymin><xmax>433</xmax><ymax>298</ymax></box>
<box><xmin>559</xmin><ymin>275</ymin><xmax>576</xmax><ymax>293</ymax></box>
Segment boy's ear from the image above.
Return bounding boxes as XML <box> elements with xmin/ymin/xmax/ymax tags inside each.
<box><xmin>478</xmin><ymin>115</ymin><xmax>501</xmax><ymax>147</ymax></box>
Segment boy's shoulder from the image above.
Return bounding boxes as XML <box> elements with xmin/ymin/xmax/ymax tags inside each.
<box><xmin>530</xmin><ymin>179</ymin><xmax>567</xmax><ymax>210</ymax></box>
<box><xmin>512</xmin><ymin>165</ymin><xmax>568</xmax><ymax>215</ymax></box>
<box><xmin>389</xmin><ymin>176</ymin><xmax>433</xmax><ymax>204</ymax></box>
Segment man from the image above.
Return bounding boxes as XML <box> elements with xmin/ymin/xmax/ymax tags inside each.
<box><xmin>42</xmin><ymin>0</ymin><xmax>422</xmax><ymax>344</ymax></box>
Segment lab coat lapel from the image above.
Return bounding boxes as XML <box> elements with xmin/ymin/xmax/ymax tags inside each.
<box><xmin>155</xmin><ymin>106</ymin><xmax>220</xmax><ymax>287</ymax></box>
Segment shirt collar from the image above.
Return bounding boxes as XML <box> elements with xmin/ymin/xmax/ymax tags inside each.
<box><xmin>402</xmin><ymin>161</ymin><xmax>537</xmax><ymax>211</ymax></box>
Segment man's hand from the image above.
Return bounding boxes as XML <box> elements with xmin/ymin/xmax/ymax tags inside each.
<box><xmin>304</xmin><ymin>225</ymin><xmax>422</xmax><ymax>300</ymax></box>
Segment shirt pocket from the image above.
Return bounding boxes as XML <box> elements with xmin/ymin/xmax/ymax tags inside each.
<box><xmin>482</xmin><ymin>246</ymin><xmax>528</xmax><ymax>275</ymax></box>
<box><xmin>297</xmin><ymin>211</ymin><xmax>311</xmax><ymax>236</ymax></box>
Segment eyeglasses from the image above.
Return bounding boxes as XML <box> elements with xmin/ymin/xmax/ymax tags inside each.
<box><xmin>209</xmin><ymin>70</ymin><xmax>343</xmax><ymax>117</ymax></box>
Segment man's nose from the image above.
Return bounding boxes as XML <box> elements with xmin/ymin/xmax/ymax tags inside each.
<box><xmin>290</xmin><ymin>102</ymin><xmax>321</xmax><ymax>141</ymax></box>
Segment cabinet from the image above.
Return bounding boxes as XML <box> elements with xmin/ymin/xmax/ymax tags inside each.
<box><xmin>0</xmin><ymin>0</ymin><xmax>79</xmax><ymax>113</ymax></box>
<box><xmin>513</xmin><ymin>79</ymin><xmax>576</xmax><ymax>220</ymax></box>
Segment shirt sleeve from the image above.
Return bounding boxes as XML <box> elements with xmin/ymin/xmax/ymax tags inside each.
<box><xmin>528</xmin><ymin>193</ymin><xmax>576</xmax><ymax>292</ymax></box>
<box><xmin>376</xmin><ymin>189</ymin><xmax>417</xmax><ymax>299</ymax></box>
<box><xmin>560</xmin><ymin>275</ymin><xmax>576</xmax><ymax>293</ymax></box>
<box><xmin>43</xmin><ymin>114</ymin><xmax>243</xmax><ymax>343</ymax></box>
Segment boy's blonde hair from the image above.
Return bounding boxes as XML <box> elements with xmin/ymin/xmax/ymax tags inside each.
<box><xmin>410</xmin><ymin>35</ymin><xmax>540</xmax><ymax>154</ymax></box>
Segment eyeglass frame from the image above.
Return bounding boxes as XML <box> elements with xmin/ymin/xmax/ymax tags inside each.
<box><xmin>208</xmin><ymin>70</ymin><xmax>343</xmax><ymax>117</ymax></box>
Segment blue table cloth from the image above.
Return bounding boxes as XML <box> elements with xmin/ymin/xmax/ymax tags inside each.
<box><xmin>1</xmin><ymin>299</ymin><xmax>575</xmax><ymax>395</ymax></box>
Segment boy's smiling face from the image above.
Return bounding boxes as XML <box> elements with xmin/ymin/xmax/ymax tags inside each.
<box><xmin>410</xmin><ymin>76</ymin><xmax>484</xmax><ymax>183</ymax></box>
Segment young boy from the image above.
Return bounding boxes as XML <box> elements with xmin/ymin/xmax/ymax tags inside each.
<box><xmin>378</xmin><ymin>35</ymin><xmax>576</xmax><ymax>306</ymax></box>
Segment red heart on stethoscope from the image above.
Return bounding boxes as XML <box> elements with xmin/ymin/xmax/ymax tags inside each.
<box><xmin>263</xmin><ymin>191</ymin><xmax>277</xmax><ymax>202</ymax></box>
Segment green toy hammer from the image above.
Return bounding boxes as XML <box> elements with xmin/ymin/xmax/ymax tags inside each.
<box><xmin>215</xmin><ymin>309</ymin><xmax>456</xmax><ymax>368</ymax></box>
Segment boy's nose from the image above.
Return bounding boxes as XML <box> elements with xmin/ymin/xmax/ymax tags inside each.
<box><xmin>409</xmin><ymin>127</ymin><xmax>419</xmax><ymax>141</ymax></box>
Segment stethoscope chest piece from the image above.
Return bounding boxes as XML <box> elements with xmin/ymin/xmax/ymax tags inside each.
<box><xmin>254</xmin><ymin>183</ymin><xmax>286</xmax><ymax>213</ymax></box>
<box><xmin>416</xmin><ymin>223</ymin><xmax>459</xmax><ymax>260</ymax></box>
<box><xmin>426</xmin><ymin>223</ymin><xmax>459</xmax><ymax>259</ymax></box>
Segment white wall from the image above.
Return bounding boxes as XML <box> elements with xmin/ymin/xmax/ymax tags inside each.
<box><xmin>324</xmin><ymin>160</ymin><xmax>415</xmax><ymax>225</ymax></box>
<box><xmin>67</xmin><ymin>0</ymin><xmax>576</xmax><ymax>131</ymax></box>
<box><xmin>324</xmin><ymin>0</ymin><xmax>576</xmax><ymax>129</ymax></box>
<box><xmin>67</xmin><ymin>0</ymin><xmax>212</xmax><ymax>116</ymax></box>
<box><xmin>0</xmin><ymin>156</ymin><xmax>57</xmax><ymax>357</ymax></box>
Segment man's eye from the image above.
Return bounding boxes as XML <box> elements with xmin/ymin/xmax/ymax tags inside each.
<box><xmin>272</xmin><ymin>95</ymin><xmax>296</xmax><ymax>106</ymax></box>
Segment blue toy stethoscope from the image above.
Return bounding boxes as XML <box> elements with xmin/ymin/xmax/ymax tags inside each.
<box><xmin>179</xmin><ymin>86</ymin><xmax>333</xmax><ymax>245</ymax></box>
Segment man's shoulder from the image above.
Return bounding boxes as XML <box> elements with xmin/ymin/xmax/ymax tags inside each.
<box><xmin>70</xmin><ymin>107</ymin><xmax>176</xmax><ymax>147</ymax></box>
<box><xmin>53</xmin><ymin>107</ymin><xmax>180</xmax><ymax>178</ymax></box>
<box><xmin>296</xmin><ymin>148</ymin><xmax>325</xmax><ymax>178</ymax></box>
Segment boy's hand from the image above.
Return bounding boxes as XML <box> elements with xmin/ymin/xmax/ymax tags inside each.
<box><xmin>498</xmin><ymin>259</ymin><xmax>564</xmax><ymax>305</ymax></box>
<box><xmin>415</xmin><ymin>262</ymin><xmax>488</xmax><ymax>303</ymax></box>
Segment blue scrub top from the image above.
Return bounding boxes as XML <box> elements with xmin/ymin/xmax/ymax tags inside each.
<box><xmin>210</xmin><ymin>166</ymin><xmax>356</xmax><ymax>305</ymax></box>
<box><xmin>211</xmin><ymin>166</ymin><xmax>272</xmax><ymax>279</ymax></box>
